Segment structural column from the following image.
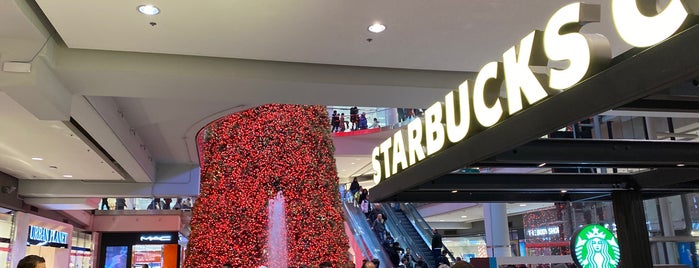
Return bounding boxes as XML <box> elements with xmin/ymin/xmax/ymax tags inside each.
<box><xmin>483</xmin><ymin>203</ymin><xmax>512</xmax><ymax>257</ymax></box>
<box><xmin>612</xmin><ymin>190</ymin><xmax>653</xmax><ymax>268</ymax></box>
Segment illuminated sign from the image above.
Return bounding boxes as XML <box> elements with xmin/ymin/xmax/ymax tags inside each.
<box><xmin>139</xmin><ymin>234</ymin><xmax>173</xmax><ymax>242</ymax></box>
<box><xmin>28</xmin><ymin>225</ymin><xmax>68</xmax><ymax>245</ymax></box>
<box><xmin>372</xmin><ymin>0</ymin><xmax>697</xmax><ymax>183</ymax></box>
<box><xmin>571</xmin><ymin>224</ymin><xmax>620</xmax><ymax>268</ymax></box>
<box><xmin>527</xmin><ymin>226</ymin><xmax>560</xmax><ymax>237</ymax></box>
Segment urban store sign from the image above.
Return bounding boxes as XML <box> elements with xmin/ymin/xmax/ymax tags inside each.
<box><xmin>571</xmin><ymin>224</ymin><xmax>620</xmax><ymax>268</ymax></box>
<box><xmin>28</xmin><ymin>225</ymin><xmax>68</xmax><ymax>245</ymax></box>
<box><xmin>372</xmin><ymin>0</ymin><xmax>697</xmax><ymax>182</ymax></box>
<box><xmin>527</xmin><ymin>226</ymin><xmax>560</xmax><ymax>237</ymax></box>
<box><xmin>140</xmin><ymin>234</ymin><xmax>173</xmax><ymax>242</ymax></box>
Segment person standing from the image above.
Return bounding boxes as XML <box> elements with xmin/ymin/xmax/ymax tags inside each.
<box><xmin>432</xmin><ymin>229</ymin><xmax>443</xmax><ymax>267</ymax></box>
<box><xmin>339</xmin><ymin>113</ymin><xmax>346</xmax><ymax>132</ymax></box>
<box><xmin>350</xmin><ymin>106</ymin><xmax>359</xmax><ymax>130</ymax></box>
<box><xmin>101</xmin><ymin>198</ymin><xmax>110</xmax><ymax>210</ymax></box>
<box><xmin>372</xmin><ymin>213</ymin><xmax>386</xmax><ymax>243</ymax></box>
<box><xmin>115</xmin><ymin>198</ymin><xmax>127</xmax><ymax>210</ymax></box>
<box><xmin>349</xmin><ymin>177</ymin><xmax>360</xmax><ymax>204</ymax></box>
<box><xmin>17</xmin><ymin>255</ymin><xmax>46</xmax><ymax>268</ymax></box>
<box><xmin>331</xmin><ymin>111</ymin><xmax>340</xmax><ymax>132</ymax></box>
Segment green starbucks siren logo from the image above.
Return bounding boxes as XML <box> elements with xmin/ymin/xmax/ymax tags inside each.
<box><xmin>571</xmin><ymin>224</ymin><xmax>621</xmax><ymax>268</ymax></box>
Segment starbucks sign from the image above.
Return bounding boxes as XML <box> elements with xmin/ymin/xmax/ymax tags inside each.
<box><xmin>571</xmin><ymin>224</ymin><xmax>621</xmax><ymax>268</ymax></box>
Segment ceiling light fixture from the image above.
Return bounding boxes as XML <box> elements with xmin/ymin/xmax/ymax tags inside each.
<box><xmin>451</xmin><ymin>190</ymin><xmax>458</xmax><ymax>193</ymax></box>
<box><xmin>538</xmin><ymin>163</ymin><xmax>547</xmax><ymax>167</ymax></box>
<box><xmin>351</xmin><ymin>162</ymin><xmax>355</xmax><ymax>165</ymax></box>
<box><xmin>31</xmin><ymin>157</ymin><xmax>43</xmax><ymax>161</ymax></box>
<box><xmin>519</xmin><ymin>204</ymin><xmax>527</xmax><ymax>207</ymax></box>
<box><xmin>561</xmin><ymin>189</ymin><xmax>568</xmax><ymax>193</ymax></box>
<box><xmin>62</xmin><ymin>175</ymin><xmax>73</xmax><ymax>178</ymax></box>
<box><xmin>677</xmin><ymin>163</ymin><xmax>686</xmax><ymax>167</ymax></box>
<box><xmin>138</xmin><ymin>5</ymin><xmax>160</xmax><ymax>15</ymax></box>
<box><xmin>461</xmin><ymin>215</ymin><xmax>468</xmax><ymax>218</ymax></box>
<box><xmin>368</xmin><ymin>23</ymin><xmax>386</xmax><ymax>33</ymax></box>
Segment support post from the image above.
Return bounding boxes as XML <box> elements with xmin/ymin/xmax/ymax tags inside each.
<box><xmin>612</xmin><ymin>190</ymin><xmax>653</xmax><ymax>268</ymax></box>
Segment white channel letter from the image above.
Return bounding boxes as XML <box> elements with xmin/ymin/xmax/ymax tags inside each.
<box><xmin>473</xmin><ymin>62</ymin><xmax>504</xmax><ymax>127</ymax></box>
<box><xmin>445</xmin><ymin>81</ymin><xmax>471</xmax><ymax>143</ymax></box>
<box><xmin>612</xmin><ymin>0</ymin><xmax>689</xmax><ymax>47</ymax></box>
<box><xmin>391</xmin><ymin>130</ymin><xmax>409</xmax><ymax>175</ymax></box>
<box><xmin>504</xmin><ymin>31</ymin><xmax>549</xmax><ymax>115</ymax></box>
<box><xmin>372</xmin><ymin>146</ymin><xmax>382</xmax><ymax>183</ymax></box>
<box><xmin>379</xmin><ymin>137</ymin><xmax>393</xmax><ymax>177</ymax></box>
<box><xmin>407</xmin><ymin>118</ymin><xmax>426</xmax><ymax>165</ymax></box>
<box><xmin>544</xmin><ymin>3</ymin><xmax>610</xmax><ymax>90</ymax></box>
<box><xmin>424</xmin><ymin>102</ymin><xmax>446</xmax><ymax>156</ymax></box>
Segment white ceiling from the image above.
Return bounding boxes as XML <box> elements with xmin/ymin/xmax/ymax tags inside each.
<box><xmin>0</xmin><ymin>92</ymin><xmax>123</xmax><ymax>181</ymax></box>
<box><xmin>34</xmin><ymin>0</ymin><xmax>632</xmax><ymax>72</ymax></box>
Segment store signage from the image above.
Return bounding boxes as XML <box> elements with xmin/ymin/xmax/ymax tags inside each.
<box><xmin>372</xmin><ymin>0</ymin><xmax>696</xmax><ymax>183</ymax></box>
<box><xmin>28</xmin><ymin>225</ymin><xmax>68</xmax><ymax>245</ymax></box>
<box><xmin>527</xmin><ymin>226</ymin><xmax>560</xmax><ymax>237</ymax></box>
<box><xmin>140</xmin><ymin>234</ymin><xmax>173</xmax><ymax>242</ymax></box>
<box><xmin>571</xmin><ymin>224</ymin><xmax>620</xmax><ymax>268</ymax></box>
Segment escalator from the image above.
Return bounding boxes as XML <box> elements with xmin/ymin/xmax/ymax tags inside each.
<box><xmin>341</xmin><ymin>201</ymin><xmax>391</xmax><ymax>267</ymax></box>
<box><xmin>381</xmin><ymin>203</ymin><xmax>457</xmax><ymax>268</ymax></box>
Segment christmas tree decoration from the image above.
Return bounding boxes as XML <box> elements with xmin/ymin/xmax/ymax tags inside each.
<box><xmin>185</xmin><ymin>104</ymin><xmax>350</xmax><ymax>267</ymax></box>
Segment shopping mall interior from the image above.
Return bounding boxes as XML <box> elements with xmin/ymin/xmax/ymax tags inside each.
<box><xmin>0</xmin><ymin>0</ymin><xmax>698</xmax><ymax>267</ymax></box>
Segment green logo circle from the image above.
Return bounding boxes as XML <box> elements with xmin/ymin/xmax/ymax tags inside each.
<box><xmin>570</xmin><ymin>224</ymin><xmax>620</xmax><ymax>268</ymax></box>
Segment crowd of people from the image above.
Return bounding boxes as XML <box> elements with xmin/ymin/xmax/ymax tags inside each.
<box><xmin>330</xmin><ymin>107</ymin><xmax>380</xmax><ymax>133</ymax></box>
<box><xmin>345</xmin><ymin>178</ymin><xmax>476</xmax><ymax>268</ymax></box>
<box><xmin>99</xmin><ymin>197</ymin><xmax>193</xmax><ymax>210</ymax></box>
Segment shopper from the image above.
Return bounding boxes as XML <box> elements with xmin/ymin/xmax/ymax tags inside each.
<box><xmin>101</xmin><ymin>198</ymin><xmax>110</xmax><ymax>210</ymax></box>
<box><xmin>115</xmin><ymin>198</ymin><xmax>126</xmax><ymax>210</ymax></box>
<box><xmin>370</xmin><ymin>118</ymin><xmax>380</xmax><ymax>128</ymax></box>
<box><xmin>349</xmin><ymin>177</ymin><xmax>360</xmax><ymax>204</ymax></box>
<box><xmin>17</xmin><ymin>255</ymin><xmax>45</xmax><ymax>268</ymax></box>
<box><xmin>371</xmin><ymin>213</ymin><xmax>386</xmax><ymax>243</ymax></box>
<box><xmin>432</xmin><ymin>229</ymin><xmax>443</xmax><ymax>267</ymax></box>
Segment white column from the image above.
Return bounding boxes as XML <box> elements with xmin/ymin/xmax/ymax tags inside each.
<box><xmin>483</xmin><ymin>203</ymin><xmax>512</xmax><ymax>257</ymax></box>
<box><xmin>659</xmin><ymin>197</ymin><xmax>678</xmax><ymax>264</ymax></box>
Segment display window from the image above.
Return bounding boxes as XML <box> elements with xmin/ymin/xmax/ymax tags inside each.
<box><xmin>0</xmin><ymin>212</ymin><xmax>14</xmax><ymax>268</ymax></box>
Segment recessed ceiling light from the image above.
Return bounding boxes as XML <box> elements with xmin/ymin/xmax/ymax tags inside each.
<box><xmin>461</xmin><ymin>215</ymin><xmax>468</xmax><ymax>218</ymax></box>
<box><xmin>351</xmin><ymin>162</ymin><xmax>355</xmax><ymax>165</ymax></box>
<box><xmin>677</xmin><ymin>163</ymin><xmax>686</xmax><ymax>167</ymax></box>
<box><xmin>31</xmin><ymin>157</ymin><xmax>43</xmax><ymax>161</ymax></box>
<box><xmin>519</xmin><ymin>204</ymin><xmax>527</xmax><ymax>207</ymax></box>
<box><xmin>368</xmin><ymin>23</ymin><xmax>386</xmax><ymax>33</ymax></box>
<box><xmin>62</xmin><ymin>175</ymin><xmax>73</xmax><ymax>178</ymax></box>
<box><xmin>451</xmin><ymin>190</ymin><xmax>458</xmax><ymax>193</ymax></box>
<box><xmin>561</xmin><ymin>190</ymin><xmax>568</xmax><ymax>193</ymax></box>
<box><xmin>138</xmin><ymin>5</ymin><xmax>160</xmax><ymax>16</ymax></box>
<box><xmin>439</xmin><ymin>219</ymin><xmax>445</xmax><ymax>222</ymax></box>
<box><xmin>538</xmin><ymin>163</ymin><xmax>547</xmax><ymax>167</ymax></box>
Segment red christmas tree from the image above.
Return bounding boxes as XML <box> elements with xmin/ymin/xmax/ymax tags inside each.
<box><xmin>184</xmin><ymin>104</ymin><xmax>350</xmax><ymax>268</ymax></box>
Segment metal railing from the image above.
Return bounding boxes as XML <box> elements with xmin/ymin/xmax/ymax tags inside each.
<box><xmin>380</xmin><ymin>203</ymin><xmax>435</xmax><ymax>268</ymax></box>
<box><xmin>400</xmin><ymin>203</ymin><xmax>457</xmax><ymax>263</ymax></box>
<box><xmin>342</xmin><ymin>201</ymin><xmax>392</xmax><ymax>266</ymax></box>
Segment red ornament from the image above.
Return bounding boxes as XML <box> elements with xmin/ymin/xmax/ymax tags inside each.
<box><xmin>185</xmin><ymin>104</ymin><xmax>350</xmax><ymax>268</ymax></box>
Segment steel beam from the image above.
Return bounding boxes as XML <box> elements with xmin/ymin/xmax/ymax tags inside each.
<box><xmin>478</xmin><ymin>139</ymin><xmax>699</xmax><ymax>168</ymax></box>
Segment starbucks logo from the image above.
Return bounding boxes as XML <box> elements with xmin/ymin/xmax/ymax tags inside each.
<box><xmin>571</xmin><ymin>224</ymin><xmax>621</xmax><ymax>268</ymax></box>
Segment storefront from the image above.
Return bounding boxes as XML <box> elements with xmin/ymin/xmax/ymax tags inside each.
<box><xmin>99</xmin><ymin>232</ymin><xmax>180</xmax><ymax>268</ymax></box>
<box><xmin>10</xmin><ymin>211</ymin><xmax>73</xmax><ymax>268</ymax></box>
<box><xmin>0</xmin><ymin>209</ymin><xmax>14</xmax><ymax>268</ymax></box>
<box><xmin>71</xmin><ymin>230</ymin><xmax>93</xmax><ymax>268</ymax></box>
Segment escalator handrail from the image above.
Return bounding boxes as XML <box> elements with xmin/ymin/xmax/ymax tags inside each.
<box><xmin>342</xmin><ymin>201</ymin><xmax>393</xmax><ymax>266</ymax></box>
<box><xmin>400</xmin><ymin>203</ymin><xmax>458</xmax><ymax>263</ymax></box>
<box><xmin>379</xmin><ymin>203</ymin><xmax>434</xmax><ymax>268</ymax></box>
